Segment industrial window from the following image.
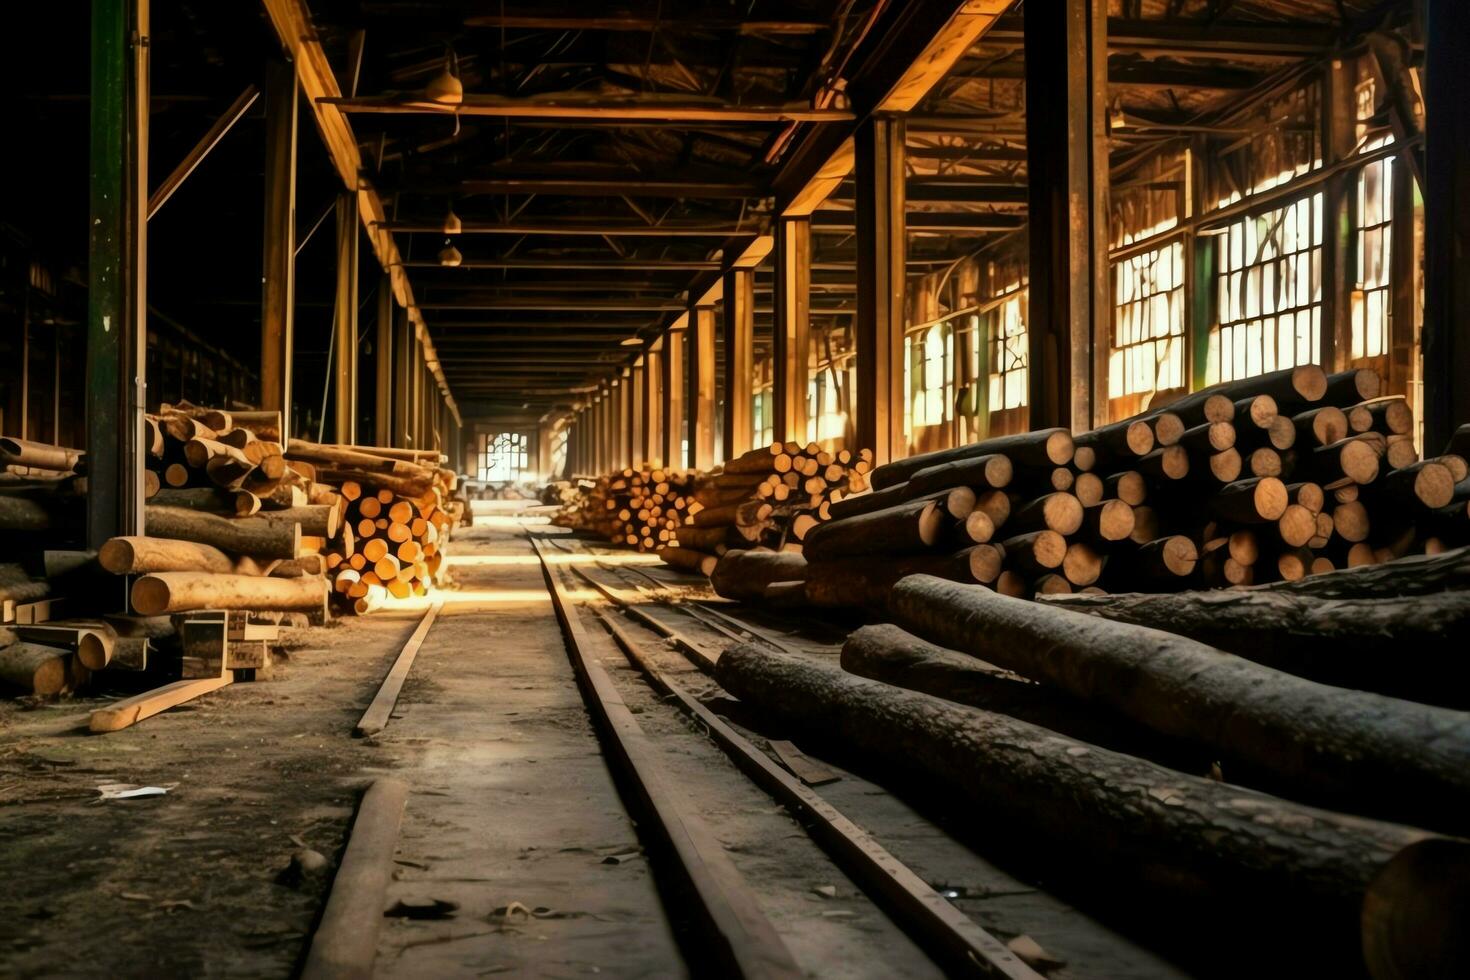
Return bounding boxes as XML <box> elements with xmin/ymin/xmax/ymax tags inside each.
<box><xmin>985</xmin><ymin>278</ymin><xmax>1029</xmax><ymax>412</ymax></box>
<box><xmin>752</xmin><ymin>389</ymin><xmax>773</xmax><ymax>448</ymax></box>
<box><xmin>477</xmin><ymin>431</ymin><xmax>528</xmax><ymax>482</ymax></box>
<box><xmin>1352</xmin><ymin>154</ymin><xmax>1393</xmax><ymax>359</ymax></box>
<box><xmin>1110</xmin><ymin>240</ymin><xmax>1186</xmax><ymax>403</ymax></box>
<box><xmin>1209</xmin><ymin>192</ymin><xmax>1323</xmax><ymax>384</ymax></box>
<box><xmin>806</xmin><ymin>365</ymin><xmax>848</xmax><ymax>444</ymax></box>
<box><xmin>906</xmin><ymin>323</ymin><xmax>952</xmax><ymax>432</ymax></box>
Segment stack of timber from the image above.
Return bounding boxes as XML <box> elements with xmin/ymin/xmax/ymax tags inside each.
<box><xmin>650</xmin><ymin>442</ymin><xmax>871</xmax><ymax>576</ymax></box>
<box><xmin>552</xmin><ymin>466</ymin><xmax>700</xmax><ymax>554</ymax></box>
<box><xmin>708</xmin><ymin>366</ymin><xmax>1470</xmax><ymax>608</ymax></box>
<box><xmin>0</xmin><ymin>437</ymin><xmax>88</xmax><ymax>629</ymax></box>
<box><xmin>282</xmin><ymin>440</ymin><xmax>461</xmax><ymax>614</ymax></box>
<box><xmin>716</xmin><ymin>559</ymin><xmax>1470</xmax><ymax>976</ymax></box>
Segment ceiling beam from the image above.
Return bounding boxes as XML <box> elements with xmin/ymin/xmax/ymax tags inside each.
<box><xmin>416</xmin><ymin>297</ymin><xmax>690</xmax><ymax>312</ymax></box>
<box><xmin>321</xmin><ymin>95</ymin><xmax>853</xmax><ymax>124</ymax></box>
<box><xmin>462</xmin><ymin>8</ymin><xmax>828</xmax><ymax>33</ymax></box>
<box><xmin>387</xmin><ymin>178</ymin><xmax>765</xmax><ymax>198</ymax></box>
<box><xmin>376</xmin><ymin>219</ymin><xmax>759</xmax><ymax>237</ymax></box>
<box><xmin>398</xmin><ymin>258</ymin><xmax>723</xmax><ymax>271</ymax></box>
<box><xmin>811</xmin><ymin>211</ymin><xmax>1025</xmax><ymax>232</ymax></box>
<box><xmin>981</xmin><ymin>16</ymin><xmax>1338</xmax><ymax>60</ymax></box>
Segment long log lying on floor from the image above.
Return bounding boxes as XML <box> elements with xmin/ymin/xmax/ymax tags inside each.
<box><xmin>804</xmin><ymin>552</ymin><xmax>971</xmax><ymax>608</ymax></box>
<box><xmin>802</xmin><ymin>491</ymin><xmax>970</xmax><ymax>562</ymax></box>
<box><xmin>1037</xmin><ymin>589</ymin><xmax>1470</xmax><ymax>709</ymax></box>
<box><xmin>869</xmin><ymin>429</ymin><xmax>1074</xmax><ymax>491</ymax></box>
<box><xmin>841</xmin><ymin>624</ymin><xmax>1209</xmax><ymax>772</ymax></box>
<box><xmin>144</xmin><ymin>506</ymin><xmax>299</xmax><ymax>560</ymax></box>
<box><xmin>713</xmin><ymin>643</ymin><xmax>1465</xmax><ymax>978</ymax></box>
<box><xmin>131</xmin><ymin>572</ymin><xmax>327</xmax><ymax>615</ymax></box>
<box><xmin>1242</xmin><ymin>543</ymin><xmax>1470</xmax><ymax>598</ymax></box>
<box><xmin>887</xmin><ymin>575</ymin><xmax>1470</xmax><ymax>833</ymax></box>
<box><xmin>708</xmin><ymin>549</ymin><xmax>808</xmax><ymax>602</ymax></box>
<box><xmin>99</xmin><ymin>536</ymin><xmax>235</xmax><ymax>575</ymax></box>
<box><xmin>656</xmin><ymin>546</ymin><xmax>718</xmax><ymax>576</ymax></box>
<box><xmin>0</xmin><ymin>437</ymin><xmax>85</xmax><ymax>474</ymax></box>
<box><xmin>0</xmin><ymin>642</ymin><xmax>69</xmax><ymax>694</ymax></box>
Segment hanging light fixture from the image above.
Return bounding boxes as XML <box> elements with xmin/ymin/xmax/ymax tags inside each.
<box><xmin>438</xmin><ymin>239</ymin><xmax>463</xmax><ymax>267</ymax></box>
<box><xmin>426</xmin><ymin>46</ymin><xmax>464</xmax><ymax>106</ymax></box>
<box><xmin>442</xmin><ymin>203</ymin><xmax>462</xmax><ymax>235</ymax></box>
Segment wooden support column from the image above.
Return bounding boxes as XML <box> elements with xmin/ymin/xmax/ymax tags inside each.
<box><xmin>722</xmin><ymin>268</ymin><xmax>755</xmax><ymax>459</ymax></box>
<box><xmin>629</xmin><ymin>359</ymin><xmax>645</xmax><ymax>466</ymax></box>
<box><xmin>853</xmin><ymin>116</ymin><xmax>906</xmax><ymax>463</ymax></box>
<box><xmin>773</xmin><ymin>216</ymin><xmax>811</xmax><ymax>444</ymax></box>
<box><xmin>333</xmin><ymin>193</ymin><xmax>359</xmax><ymax>444</ymax></box>
<box><xmin>87</xmin><ymin>0</ymin><xmax>149</xmax><ymax>546</ymax></box>
<box><xmin>622</xmin><ymin>370</ymin><xmax>636</xmax><ymax>468</ymax></box>
<box><xmin>374</xmin><ymin>275</ymin><xmax>392</xmax><ymax>446</ymax></box>
<box><xmin>1024</xmin><ymin>0</ymin><xmax>1108</xmax><ymax>432</ymax></box>
<box><xmin>689</xmin><ymin>305</ymin><xmax>716</xmax><ymax>468</ymax></box>
<box><xmin>664</xmin><ymin>326</ymin><xmax>685</xmax><ymax>467</ymax></box>
<box><xmin>392</xmin><ymin>307</ymin><xmax>411</xmax><ymax>448</ymax></box>
<box><xmin>644</xmin><ymin>340</ymin><xmax>663</xmax><ymax>467</ymax></box>
<box><xmin>1423</xmin><ymin>0</ymin><xmax>1470</xmax><ymax>451</ymax></box>
<box><xmin>260</xmin><ymin>57</ymin><xmax>297</xmax><ymax>436</ymax></box>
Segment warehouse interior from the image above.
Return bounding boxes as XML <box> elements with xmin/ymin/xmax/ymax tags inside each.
<box><xmin>2</xmin><ymin>1</ymin><xmax>1469</xmax><ymax>977</ymax></box>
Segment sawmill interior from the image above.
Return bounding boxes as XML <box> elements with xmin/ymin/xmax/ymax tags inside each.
<box><xmin>4</xmin><ymin>0</ymin><xmax>1470</xmax><ymax>977</ymax></box>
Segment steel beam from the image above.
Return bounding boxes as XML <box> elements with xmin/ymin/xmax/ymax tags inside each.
<box><xmin>772</xmin><ymin>217</ymin><xmax>810</xmax><ymax>443</ymax></box>
<box><xmin>260</xmin><ymin>58</ymin><xmax>297</xmax><ymax>437</ymax></box>
<box><xmin>853</xmin><ymin>117</ymin><xmax>906</xmax><ymax>464</ymax></box>
<box><xmin>87</xmin><ymin>0</ymin><xmax>148</xmax><ymax>547</ymax></box>
<box><xmin>1024</xmin><ymin>0</ymin><xmax>1108</xmax><ymax>432</ymax></box>
<box><xmin>333</xmin><ymin>193</ymin><xmax>359</xmax><ymax>444</ymax></box>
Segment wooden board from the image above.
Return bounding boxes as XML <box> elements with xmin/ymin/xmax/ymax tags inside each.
<box><xmin>353</xmin><ymin>601</ymin><xmax>442</xmax><ymax>737</ymax></box>
<box><xmin>89</xmin><ymin>676</ymin><xmax>233</xmax><ymax>733</ymax></box>
<box><xmin>768</xmin><ymin>740</ymin><xmax>842</xmax><ymax>787</ymax></box>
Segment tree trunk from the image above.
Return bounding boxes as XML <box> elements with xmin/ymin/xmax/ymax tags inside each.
<box><xmin>149</xmin><ymin>488</ymin><xmax>234</xmax><ymax>512</ymax></box>
<box><xmin>1037</xmin><ymin>588</ymin><xmax>1470</xmax><ymax>709</ymax></box>
<box><xmin>130</xmin><ymin>572</ymin><xmax>327</xmax><ymax>615</ymax></box>
<box><xmin>802</xmin><ymin>492</ymin><xmax>967</xmax><ymax>561</ymax></box>
<box><xmin>657</xmin><ymin>547</ymin><xmax>718</xmax><ymax>576</ymax></box>
<box><xmin>902</xmin><ymin>454</ymin><xmax>1014</xmax><ymax>499</ymax></box>
<box><xmin>709</xmin><ymin>549</ymin><xmax>808</xmax><ymax>602</ymax></box>
<box><xmin>826</xmin><ymin>483</ymin><xmax>908</xmax><ymax>521</ymax></box>
<box><xmin>144</xmin><ymin>506</ymin><xmax>300</xmax><ymax>559</ymax></box>
<box><xmin>870</xmin><ymin>429</ymin><xmax>1074</xmax><ymax>491</ymax></box>
<box><xmin>1248</xmin><ymin>544</ymin><xmax>1470</xmax><ymax>598</ymax></box>
<box><xmin>713</xmin><ymin>642</ymin><xmax>1464</xmax><ymax>978</ymax></box>
<box><xmin>0</xmin><ymin>437</ymin><xmax>85</xmax><ymax>473</ymax></box>
<box><xmin>0</xmin><ymin>642</ymin><xmax>69</xmax><ymax>694</ymax></box>
<box><xmin>803</xmin><ymin>552</ymin><xmax>970</xmax><ymax>608</ymax></box>
<box><xmin>887</xmin><ymin>574</ymin><xmax>1470</xmax><ymax>834</ymax></box>
<box><xmin>99</xmin><ymin>536</ymin><xmax>235</xmax><ymax>575</ymax></box>
<box><xmin>0</xmin><ymin>495</ymin><xmax>53</xmax><ymax>531</ymax></box>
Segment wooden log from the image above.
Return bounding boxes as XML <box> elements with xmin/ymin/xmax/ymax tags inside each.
<box><xmin>99</xmin><ymin>536</ymin><xmax>235</xmax><ymax>575</ymax></box>
<box><xmin>1208</xmin><ymin>477</ymin><xmax>1288</xmax><ymax>523</ymax></box>
<box><xmin>1244</xmin><ymin>544</ymin><xmax>1470</xmax><ymax>598</ymax></box>
<box><xmin>903</xmin><ymin>454</ymin><xmax>1013</xmax><ymax>498</ymax></box>
<box><xmin>841</xmin><ymin>623</ymin><xmax>1206</xmax><ymax>770</ymax></box>
<box><xmin>254</xmin><ymin>504</ymin><xmax>340</xmax><ymax>539</ymax></box>
<box><xmin>803</xmin><ymin>551</ymin><xmax>971</xmax><ymax>608</ymax></box>
<box><xmin>1076</xmin><ymin>500</ymin><xmax>1135</xmax><ymax>546</ymax></box>
<box><xmin>1104</xmin><ymin>535</ymin><xmax>1197</xmax><ymax>588</ymax></box>
<box><xmin>715</xmin><ymin>642</ymin><xmax>1465</xmax><ymax>978</ymax></box>
<box><xmin>869</xmin><ymin>429</ymin><xmax>1074</xmax><ymax>491</ymax></box>
<box><xmin>201</xmin><ymin>409</ymin><xmax>281</xmax><ymax>441</ymax></box>
<box><xmin>803</xmin><ymin>490</ymin><xmax>972</xmax><ymax>561</ymax></box>
<box><xmin>1233</xmin><ymin>394</ymin><xmax>1278</xmax><ymax>431</ymax></box>
<box><xmin>143</xmin><ymin>506</ymin><xmax>300</xmax><ymax>560</ymax></box>
<box><xmin>998</xmin><ymin>530</ymin><xmax>1066</xmax><ymax>576</ymax></box>
<box><xmin>1306</xmin><ymin>436</ymin><xmax>1381</xmax><ymax>485</ymax></box>
<box><xmin>721</xmin><ymin>444</ymin><xmax>788</xmax><ymax>475</ymax></box>
<box><xmin>1323</xmin><ymin>367</ymin><xmax>1381</xmax><ymax>405</ymax></box>
<box><xmin>1004</xmin><ymin>492</ymin><xmax>1083</xmax><ymax>537</ymax></box>
<box><xmin>0</xmin><ymin>437</ymin><xmax>84</xmax><ymax>473</ymax></box>
<box><xmin>0</xmin><ymin>642</ymin><xmax>68</xmax><ymax>694</ymax></box>
<box><xmin>1135</xmin><ymin>445</ymin><xmax>1189</xmax><ymax>481</ymax></box>
<box><xmin>671</xmin><ymin>524</ymin><xmax>731</xmax><ymax>551</ymax></box>
<box><xmin>709</xmin><ymin>549</ymin><xmax>808</xmax><ymax>602</ymax></box>
<box><xmin>311</xmin><ymin>467</ymin><xmax>433</xmax><ymax>497</ymax></box>
<box><xmin>1366</xmin><ymin>460</ymin><xmax>1456</xmax><ymax>510</ymax></box>
<box><xmin>131</xmin><ymin>572</ymin><xmax>327</xmax><ymax>615</ymax></box>
<box><xmin>1038</xmin><ymin>589</ymin><xmax>1470</xmax><ymax>709</ymax></box>
<box><xmin>1072</xmin><ymin>419</ymin><xmax>1154</xmax><ymax>465</ymax></box>
<box><xmin>657</xmin><ymin>547</ymin><xmax>718</xmax><ymax>576</ymax></box>
<box><xmin>0</xmin><ymin>495</ymin><xmax>54</xmax><ymax>531</ymax></box>
<box><xmin>1177</xmin><ymin>421</ymin><xmax>1235</xmax><ymax>454</ymax></box>
<box><xmin>888</xmin><ymin>575</ymin><xmax>1470</xmax><ymax>832</ymax></box>
<box><xmin>149</xmin><ymin>487</ymin><xmax>233</xmax><ymax>512</ymax></box>
<box><xmin>1102</xmin><ymin>471</ymin><xmax>1146</xmax><ymax>505</ymax></box>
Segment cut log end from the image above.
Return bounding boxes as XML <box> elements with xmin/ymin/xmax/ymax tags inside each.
<box><xmin>1361</xmin><ymin>838</ymin><xmax>1470</xmax><ymax>980</ymax></box>
<box><xmin>1152</xmin><ymin>413</ymin><xmax>1185</xmax><ymax>447</ymax></box>
<box><xmin>1046</xmin><ymin>430</ymin><xmax>1076</xmax><ymax>465</ymax></box>
<box><xmin>1126</xmin><ymin>420</ymin><xmax>1156</xmax><ymax>455</ymax></box>
<box><xmin>1293</xmin><ymin>363</ymin><xmax>1329</xmax><ymax>402</ymax></box>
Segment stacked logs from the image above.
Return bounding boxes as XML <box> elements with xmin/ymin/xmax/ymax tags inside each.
<box><xmin>664</xmin><ymin>443</ymin><xmax>873</xmax><ymax>573</ymax></box>
<box><xmin>552</xmin><ymin>467</ymin><xmax>700</xmax><ymax>554</ymax></box>
<box><xmin>0</xmin><ymin>438</ymin><xmax>89</xmax><ymax>627</ymax></box>
<box><xmin>281</xmin><ymin>440</ymin><xmax>461</xmax><ymax>614</ymax></box>
<box><xmin>708</xmin><ymin>366</ymin><xmax>1470</xmax><ymax>607</ymax></box>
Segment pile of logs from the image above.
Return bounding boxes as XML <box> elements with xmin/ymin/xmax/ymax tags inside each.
<box><xmin>714</xmin><ymin>549</ymin><xmax>1470</xmax><ymax>977</ymax></box>
<box><xmin>552</xmin><ymin>467</ymin><xmax>700</xmax><ymax>554</ymax></box>
<box><xmin>708</xmin><ymin>367</ymin><xmax>1470</xmax><ymax>607</ymax></box>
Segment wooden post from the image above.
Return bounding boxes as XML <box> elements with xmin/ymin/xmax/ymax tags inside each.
<box><xmin>623</xmin><ymin>369</ymin><xmax>636</xmax><ymax>468</ymax></box>
<box><xmin>1423</xmin><ymin>0</ymin><xmax>1470</xmax><ymax>452</ymax></box>
<box><xmin>854</xmin><ymin>116</ymin><xmax>906</xmax><ymax>464</ymax></box>
<box><xmin>629</xmin><ymin>358</ymin><xmax>646</xmax><ymax>467</ymax></box>
<box><xmin>664</xmin><ymin>326</ymin><xmax>686</xmax><ymax>467</ymax></box>
<box><xmin>374</xmin><ymin>275</ymin><xmax>392</xmax><ymax>446</ymax></box>
<box><xmin>333</xmin><ymin>193</ymin><xmax>359</xmax><ymax>444</ymax></box>
<box><xmin>644</xmin><ymin>339</ymin><xmax>663</xmax><ymax>467</ymax></box>
<box><xmin>87</xmin><ymin>0</ymin><xmax>148</xmax><ymax>547</ymax></box>
<box><xmin>722</xmin><ymin>268</ymin><xmax>755</xmax><ymax>460</ymax></box>
<box><xmin>1320</xmin><ymin>59</ymin><xmax>1355</xmax><ymax>372</ymax></box>
<box><xmin>773</xmin><ymin>216</ymin><xmax>811</xmax><ymax>444</ymax></box>
<box><xmin>391</xmin><ymin>306</ymin><xmax>411</xmax><ymax>448</ymax></box>
<box><xmin>1024</xmin><ymin>0</ymin><xmax>1108</xmax><ymax>432</ymax></box>
<box><xmin>260</xmin><ymin>57</ymin><xmax>297</xmax><ymax>438</ymax></box>
<box><xmin>690</xmin><ymin>304</ymin><xmax>716</xmax><ymax>468</ymax></box>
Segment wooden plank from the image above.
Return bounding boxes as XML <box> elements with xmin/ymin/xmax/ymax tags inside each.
<box><xmin>663</xmin><ymin>327</ymin><xmax>685</xmax><ymax>468</ymax></box>
<box><xmin>333</xmin><ymin>193</ymin><xmax>359</xmax><ymax>445</ymax></box>
<box><xmin>530</xmin><ymin>536</ymin><xmax>804</xmax><ymax>980</ymax></box>
<box><xmin>322</xmin><ymin>95</ymin><xmax>852</xmax><ymax>123</ymax></box>
<box><xmin>772</xmin><ymin>217</ymin><xmax>811</xmax><ymax>444</ymax></box>
<box><xmin>589</xmin><ymin>605</ymin><xmax>1040</xmax><ymax>980</ymax></box>
<box><xmin>353</xmin><ymin>602</ymin><xmax>443</xmax><ymax>736</ymax></box>
<box><xmin>89</xmin><ymin>676</ymin><xmax>233</xmax><ymax>734</ymax></box>
<box><xmin>767</xmin><ymin>740</ymin><xmax>841</xmax><ymax>787</ymax></box>
<box><xmin>148</xmin><ymin>84</ymin><xmax>258</xmax><ymax>220</ymax></box>
<box><xmin>853</xmin><ymin>117</ymin><xmax>906</xmax><ymax>465</ymax></box>
<box><xmin>300</xmin><ymin>778</ymin><xmax>409</xmax><ymax>980</ymax></box>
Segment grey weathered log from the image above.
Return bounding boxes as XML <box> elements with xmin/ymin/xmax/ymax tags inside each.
<box><xmin>714</xmin><ymin>643</ymin><xmax>1464</xmax><ymax>976</ymax></box>
<box><xmin>148</xmin><ymin>487</ymin><xmax>235</xmax><ymax>512</ymax></box>
<box><xmin>708</xmin><ymin>549</ymin><xmax>808</xmax><ymax>602</ymax></box>
<box><xmin>0</xmin><ymin>642</ymin><xmax>69</xmax><ymax>694</ymax></box>
<box><xmin>888</xmin><ymin>575</ymin><xmax>1470</xmax><ymax>833</ymax></box>
<box><xmin>1039</xmin><ymin>589</ymin><xmax>1470</xmax><ymax>709</ymax></box>
<box><xmin>825</xmin><ymin>482</ymin><xmax>907</xmax><ymax>520</ymax></box>
<box><xmin>869</xmin><ymin>429</ymin><xmax>1073</xmax><ymax>491</ymax></box>
<box><xmin>144</xmin><ymin>506</ymin><xmax>300</xmax><ymax>560</ymax></box>
<box><xmin>1245</xmin><ymin>544</ymin><xmax>1470</xmax><ymax>598</ymax></box>
<box><xmin>802</xmin><ymin>491</ymin><xmax>969</xmax><ymax>561</ymax></box>
<box><xmin>1071</xmin><ymin>418</ymin><xmax>1154</xmax><ymax>466</ymax></box>
<box><xmin>1323</xmin><ymin>367</ymin><xmax>1381</xmax><ymax>405</ymax></box>
<box><xmin>0</xmin><ymin>495</ymin><xmax>54</xmax><ymax>531</ymax></box>
<box><xmin>803</xmin><ymin>552</ymin><xmax>971</xmax><ymax>608</ymax></box>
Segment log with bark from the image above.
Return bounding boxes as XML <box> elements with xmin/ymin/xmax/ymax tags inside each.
<box><xmin>0</xmin><ymin>641</ymin><xmax>69</xmax><ymax>694</ymax></box>
<box><xmin>714</xmin><ymin>642</ymin><xmax>1467</xmax><ymax>979</ymax></box>
<box><xmin>130</xmin><ymin>572</ymin><xmax>328</xmax><ymax>615</ymax></box>
<box><xmin>708</xmin><ymin>549</ymin><xmax>808</xmax><ymax>602</ymax></box>
<box><xmin>144</xmin><ymin>506</ymin><xmax>300</xmax><ymax>559</ymax></box>
<box><xmin>887</xmin><ymin>574</ymin><xmax>1470</xmax><ymax>833</ymax></box>
<box><xmin>802</xmin><ymin>491</ymin><xmax>971</xmax><ymax>561</ymax></box>
<box><xmin>99</xmin><ymin>536</ymin><xmax>236</xmax><ymax>575</ymax></box>
<box><xmin>869</xmin><ymin>428</ymin><xmax>1075</xmax><ymax>491</ymax></box>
